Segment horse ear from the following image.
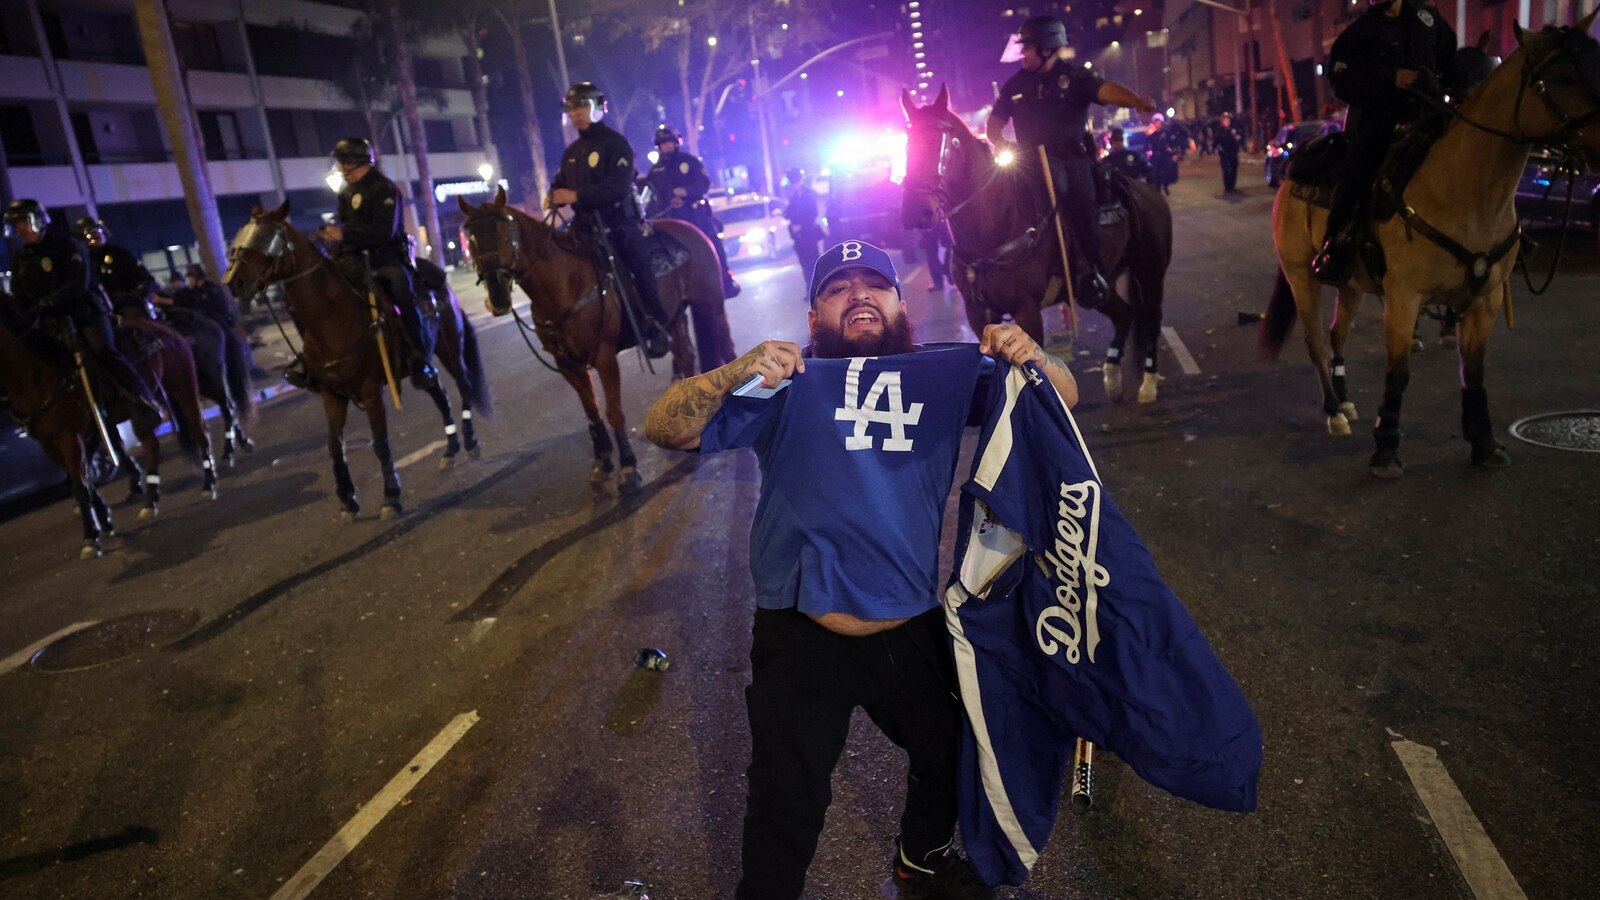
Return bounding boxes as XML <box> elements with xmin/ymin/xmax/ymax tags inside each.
<box><xmin>251</xmin><ymin>203</ymin><xmax>263</xmax><ymax>218</ymax></box>
<box><xmin>1578</xmin><ymin>6</ymin><xmax>1598</xmax><ymax>33</ymax></box>
<box><xmin>935</xmin><ymin>84</ymin><xmax>950</xmax><ymax>111</ymax></box>
<box><xmin>493</xmin><ymin>184</ymin><xmax>507</xmax><ymax>208</ymax></box>
<box><xmin>271</xmin><ymin>200</ymin><xmax>289</xmax><ymax>220</ymax></box>
<box><xmin>1513</xmin><ymin>20</ymin><xmax>1526</xmax><ymax>45</ymax></box>
<box><xmin>458</xmin><ymin>195</ymin><xmax>475</xmax><ymax>216</ymax></box>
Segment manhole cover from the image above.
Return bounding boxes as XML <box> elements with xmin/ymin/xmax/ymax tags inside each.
<box><xmin>1509</xmin><ymin>410</ymin><xmax>1600</xmax><ymax>453</ymax></box>
<box><xmin>29</xmin><ymin>609</ymin><xmax>201</xmax><ymax>672</ymax></box>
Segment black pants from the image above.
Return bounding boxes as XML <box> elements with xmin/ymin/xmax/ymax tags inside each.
<box><xmin>77</xmin><ymin>312</ymin><xmax>152</xmax><ymax>404</ymax></box>
<box><xmin>792</xmin><ymin>226</ymin><xmax>826</xmax><ymax>289</ymax></box>
<box><xmin>1045</xmin><ymin>153</ymin><xmax>1102</xmax><ymax>276</ymax></box>
<box><xmin>737</xmin><ymin>607</ymin><xmax>961</xmax><ymax>900</ymax></box>
<box><xmin>670</xmin><ymin>204</ymin><xmax>734</xmax><ymax>282</ymax></box>
<box><xmin>1325</xmin><ymin>118</ymin><xmax>1396</xmax><ymax>244</ymax></box>
<box><xmin>337</xmin><ymin>256</ymin><xmax>433</xmax><ymax>359</ymax></box>
<box><xmin>608</xmin><ymin>222</ymin><xmax>668</xmax><ymax>326</ymax></box>
<box><xmin>921</xmin><ymin>224</ymin><xmax>952</xmax><ymax>288</ymax></box>
<box><xmin>1220</xmin><ymin>152</ymin><xmax>1240</xmax><ymax>192</ymax></box>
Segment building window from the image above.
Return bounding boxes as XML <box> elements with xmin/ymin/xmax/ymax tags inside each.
<box><xmin>199</xmin><ymin>111</ymin><xmax>246</xmax><ymax>161</ymax></box>
<box><xmin>172</xmin><ymin>22</ymin><xmax>226</xmax><ymax>72</ymax></box>
<box><xmin>0</xmin><ymin>106</ymin><xmax>45</xmax><ymax>164</ymax></box>
<box><xmin>423</xmin><ymin>120</ymin><xmax>457</xmax><ymax>153</ymax></box>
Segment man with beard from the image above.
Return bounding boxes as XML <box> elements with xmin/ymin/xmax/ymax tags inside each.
<box><xmin>643</xmin><ymin>241</ymin><xmax>1077</xmax><ymax>900</ymax></box>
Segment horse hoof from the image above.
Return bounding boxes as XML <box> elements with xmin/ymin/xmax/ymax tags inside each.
<box><xmin>1136</xmin><ymin>373</ymin><xmax>1160</xmax><ymax>404</ymax></box>
<box><xmin>589</xmin><ymin>464</ymin><xmax>609</xmax><ymax>483</ymax></box>
<box><xmin>1327</xmin><ymin>414</ymin><xmax>1352</xmax><ymax>437</ymax></box>
<box><xmin>439</xmin><ymin>456</ymin><xmax>456</xmax><ymax>471</ymax></box>
<box><xmin>1368</xmin><ymin>459</ymin><xmax>1405</xmax><ymax>479</ymax></box>
<box><xmin>80</xmin><ymin>543</ymin><xmax>102</xmax><ymax>561</ymax></box>
<box><xmin>1410</xmin><ymin>337</ymin><xmax>1425</xmax><ymax>353</ymax></box>
<box><xmin>1338</xmin><ymin>401</ymin><xmax>1359</xmax><ymax>422</ymax></box>
<box><xmin>242</xmin><ymin>439</ymin><xmax>256</xmax><ymax>453</ymax></box>
<box><xmin>467</xmin><ymin>445</ymin><xmax>481</xmax><ymax>460</ymax></box>
<box><xmin>138</xmin><ymin>505</ymin><xmax>158</xmax><ymax>520</ymax></box>
<box><xmin>380</xmin><ymin>503</ymin><xmax>402</xmax><ymax>520</ymax></box>
<box><xmin>1472</xmin><ymin>445</ymin><xmax>1512</xmax><ymax>469</ymax></box>
<box><xmin>339</xmin><ymin>509</ymin><xmax>356</xmax><ymax>524</ymax></box>
<box><xmin>1102</xmin><ymin>364</ymin><xmax>1123</xmax><ymax>399</ymax></box>
<box><xmin>226</xmin><ymin>456</ymin><xmax>236</xmax><ymax>469</ymax></box>
<box><xmin>618</xmin><ymin>469</ymin><xmax>643</xmax><ymax>496</ymax></box>
<box><xmin>208</xmin><ymin>488</ymin><xmax>219</xmax><ymax>501</ymax></box>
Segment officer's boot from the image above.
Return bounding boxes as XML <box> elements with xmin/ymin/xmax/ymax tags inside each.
<box><xmin>634</xmin><ymin>280</ymin><xmax>672</xmax><ymax>359</ymax></box>
<box><xmin>282</xmin><ymin>357</ymin><xmax>318</xmax><ymax>392</ymax></box>
<box><xmin>1312</xmin><ymin>222</ymin><xmax>1360</xmax><ymax>285</ymax></box>
<box><xmin>101</xmin><ymin>351</ymin><xmax>163</xmax><ymax>419</ymax></box>
<box><xmin>402</xmin><ymin>304</ymin><xmax>437</xmax><ymax>390</ymax></box>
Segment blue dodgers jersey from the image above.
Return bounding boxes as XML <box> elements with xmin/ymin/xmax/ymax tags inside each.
<box><xmin>700</xmin><ymin>343</ymin><xmax>990</xmax><ymax>620</ymax></box>
<box><xmin>945</xmin><ymin>362</ymin><xmax>1262</xmax><ymax>887</ymax></box>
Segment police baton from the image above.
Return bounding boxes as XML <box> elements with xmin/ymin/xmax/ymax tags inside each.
<box><xmin>72</xmin><ymin>349</ymin><xmax>121</xmax><ymax>467</ymax></box>
<box><xmin>361</xmin><ymin>250</ymin><xmax>404</xmax><ymax>410</ymax></box>
<box><xmin>1037</xmin><ymin>145</ymin><xmax>1081</xmax><ymax>341</ymax></box>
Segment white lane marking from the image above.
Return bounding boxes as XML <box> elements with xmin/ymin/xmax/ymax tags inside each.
<box><xmin>1391</xmin><ymin>739</ymin><xmax>1528</xmax><ymax>900</ymax></box>
<box><xmin>0</xmin><ymin>621</ymin><xmax>99</xmax><ymax>676</ymax></box>
<box><xmin>1160</xmin><ymin>326</ymin><xmax>1202</xmax><ymax>375</ymax></box>
<box><xmin>395</xmin><ymin>441</ymin><xmax>448</xmax><ymax>470</ymax></box>
<box><xmin>271</xmin><ymin>711</ymin><xmax>480</xmax><ymax>900</ymax></box>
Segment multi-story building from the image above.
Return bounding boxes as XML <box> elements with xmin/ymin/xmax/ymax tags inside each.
<box><xmin>0</xmin><ymin>0</ymin><xmax>495</xmax><ymax>279</ymax></box>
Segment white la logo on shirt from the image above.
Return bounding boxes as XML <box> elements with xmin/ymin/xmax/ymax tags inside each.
<box><xmin>835</xmin><ymin>356</ymin><xmax>922</xmax><ymax>451</ymax></box>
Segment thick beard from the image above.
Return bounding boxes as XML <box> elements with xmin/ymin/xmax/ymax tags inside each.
<box><xmin>809</xmin><ymin>312</ymin><xmax>917</xmax><ymax>359</ymax></box>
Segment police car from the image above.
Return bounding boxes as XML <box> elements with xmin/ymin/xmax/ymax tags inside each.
<box><xmin>0</xmin><ymin>407</ymin><xmax>66</xmax><ymax>505</ymax></box>
<box><xmin>708</xmin><ymin>192</ymin><xmax>792</xmax><ymax>266</ymax></box>
<box><xmin>1515</xmin><ymin>149</ymin><xmax>1600</xmax><ymax>238</ymax></box>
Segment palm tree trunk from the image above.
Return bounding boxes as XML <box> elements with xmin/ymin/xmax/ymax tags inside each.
<box><xmin>494</xmin><ymin>7</ymin><xmax>551</xmax><ymax>201</ymax></box>
<box><xmin>388</xmin><ymin>0</ymin><xmax>444</xmax><ymax>265</ymax></box>
<box><xmin>132</xmin><ymin>0</ymin><xmax>229</xmax><ymax>283</ymax></box>
<box><xmin>678</xmin><ymin>35</ymin><xmax>697</xmax><ymax>156</ymax></box>
<box><xmin>461</xmin><ymin>17</ymin><xmax>494</xmax><ymax>162</ymax></box>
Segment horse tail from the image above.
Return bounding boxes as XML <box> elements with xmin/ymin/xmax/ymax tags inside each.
<box><xmin>1258</xmin><ymin>267</ymin><xmax>1299</xmax><ymax>361</ymax></box>
<box><xmin>156</xmin><ymin>330</ymin><xmax>206</xmax><ymax>465</ymax></box>
<box><xmin>460</xmin><ymin>314</ymin><xmax>494</xmax><ymax>421</ymax></box>
<box><xmin>223</xmin><ymin>326</ymin><xmax>258</xmax><ymax>429</ymax></box>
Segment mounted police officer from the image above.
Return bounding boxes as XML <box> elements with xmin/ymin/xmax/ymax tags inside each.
<box><xmin>640</xmin><ymin>124</ymin><xmax>741</xmax><ymax>298</ymax></box>
<box><xmin>783</xmin><ymin>167</ymin><xmax>826</xmax><ymax>290</ymax></box>
<box><xmin>986</xmin><ymin>15</ymin><xmax>1155</xmax><ymax>308</ymax></box>
<box><xmin>325</xmin><ymin>136</ymin><xmax>437</xmax><ymax>387</ymax></box>
<box><xmin>548</xmin><ymin>81</ymin><xmax>670</xmax><ymax>359</ymax></box>
<box><xmin>3</xmin><ymin>199</ymin><xmax>160</xmax><ymax>415</ymax></box>
<box><xmin>1312</xmin><ymin>0</ymin><xmax>1460</xmax><ymax>284</ymax></box>
<box><xmin>71</xmin><ymin>217</ymin><xmax>157</xmax><ymax>320</ymax></box>
<box><xmin>164</xmin><ymin>264</ymin><xmax>237</xmax><ymax>330</ymax></box>
<box><xmin>1103</xmin><ymin>126</ymin><xmax>1151</xmax><ymax>180</ymax></box>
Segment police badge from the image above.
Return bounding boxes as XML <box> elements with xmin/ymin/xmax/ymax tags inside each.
<box><xmin>1058</xmin><ymin>73</ymin><xmax>1072</xmax><ymax>91</ymax></box>
<box><xmin>351</xmin><ymin>193</ymin><xmax>363</xmax><ymax>210</ymax></box>
<box><xmin>1418</xmin><ymin>9</ymin><xmax>1434</xmax><ymax>26</ymax></box>
<box><xmin>41</xmin><ymin>257</ymin><xmax>52</xmax><ymax>273</ymax></box>
<box><xmin>587</xmin><ymin>151</ymin><xmax>601</xmax><ymax>168</ymax></box>
<box><xmin>679</xmin><ymin>161</ymin><xmax>690</xmax><ymax>174</ymax></box>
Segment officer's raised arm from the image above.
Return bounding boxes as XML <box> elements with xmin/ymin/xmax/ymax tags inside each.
<box><xmin>644</xmin><ymin>341</ymin><xmax>805</xmax><ymax>450</ymax></box>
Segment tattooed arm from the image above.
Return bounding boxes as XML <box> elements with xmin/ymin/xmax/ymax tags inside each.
<box><xmin>979</xmin><ymin>323</ymin><xmax>1079</xmax><ymax>409</ymax></box>
<box><xmin>643</xmin><ymin>340</ymin><xmax>807</xmax><ymax>450</ymax></box>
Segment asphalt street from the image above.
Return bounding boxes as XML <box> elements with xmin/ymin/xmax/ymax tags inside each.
<box><xmin>1</xmin><ymin>156</ymin><xmax>1597</xmax><ymax>900</ymax></box>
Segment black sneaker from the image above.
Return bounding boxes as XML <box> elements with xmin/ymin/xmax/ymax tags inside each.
<box><xmin>893</xmin><ymin>845</ymin><xmax>994</xmax><ymax>900</ymax></box>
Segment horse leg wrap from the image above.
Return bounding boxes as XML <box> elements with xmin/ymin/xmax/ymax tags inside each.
<box><xmin>1331</xmin><ymin>358</ymin><xmax>1348</xmax><ymax>401</ymax></box>
<box><xmin>589</xmin><ymin>422</ymin><xmax>613</xmax><ymax>459</ymax></box>
<box><xmin>1104</xmin><ymin>346</ymin><xmax>1122</xmax><ymax>363</ymax></box>
<box><xmin>615</xmin><ymin>426</ymin><xmax>637</xmax><ymax>470</ymax></box>
<box><xmin>372</xmin><ymin>436</ymin><xmax>401</xmax><ymax>499</ymax></box>
<box><xmin>1461</xmin><ymin>386</ymin><xmax>1493</xmax><ymax>448</ymax></box>
<box><xmin>1143</xmin><ymin>355</ymin><xmax>1157</xmax><ymax>374</ymax></box>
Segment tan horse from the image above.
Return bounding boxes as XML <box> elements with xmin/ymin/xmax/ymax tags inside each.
<box><xmin>458</xmin><ymin>187</ymin><xmax>729</xmax><ymax>494</ymax></box>
<box><xmin>1261</xmin><ymin>15</ymin><xmax>1600</xmax><ymax>476</ymax></box>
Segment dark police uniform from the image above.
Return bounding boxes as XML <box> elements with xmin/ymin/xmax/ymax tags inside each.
<box><xmin>1214</xmin><ymin>119</ymin><xmax>1244</xmax><ymax>192</ymax></box>
<box><xmin>552</xmin><ymin>119</ymin><xmax>669</xmax><ymax>329</ymax></box>
<box><xmin>1104</xmin><ymin>138</ymin><xmax>1150</xmax><ymax>180</ymax></box>
<box><xmin>92</xmin><ymin>244</ymin><xmax>157</xmax><ymax>319</ymax></box>
<box><xmin>784</xmin><ymin>179</ymin><xmax>826</xmax><ymax>289</ymax></box>
<box><xmin>1317</xmin><ymin>0</ymin><xmax>1459</xmax><ymax>281</ymax></box>
<box><xmin>991</xmin><ymin>61</ymin><xmax>1106</xmax><ymax>285</ymax></box>
<box><xmin>1146</xmin><ymin>122</ymin><xmax>1182</xmax><ymax>192</ymax></box>
<box><xmin>10</xmin><ymin>233</ymin><xmax>154</xmax><ymax>408</ymax></box>
<box><xmin>172</xmin><ymin>278</ymin><xmax>236</xmax><ymax>329</ymax></box>
<box><xmin>336</xmin><ymin>167</ymin><xmax>433</xmax><ymax>365</ymax></box>
<box><xmin>641</xmin><ymin>147</ymin><xmax>738</xmax><ymax>294</ymax></box>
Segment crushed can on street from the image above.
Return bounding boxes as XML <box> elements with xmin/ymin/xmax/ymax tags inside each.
<box><xmin>634</xmin><ymin>648</ymin><xmax>670</xmax><ymax>672</ymax></box>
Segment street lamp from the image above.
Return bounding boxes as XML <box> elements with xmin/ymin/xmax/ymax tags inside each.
<box><xmin>477</xmin><ymin>162</ymin><xmax>494</xmax><ymax>181</ymax></box>
<box><xmin>325</xmin><ymin>169</ymin><xmax>343</xmax><ymax>192</ymax></box>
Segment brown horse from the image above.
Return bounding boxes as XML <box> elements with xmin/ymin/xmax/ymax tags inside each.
<box><xmin>901</xmin><ymin>86</ymin><xmax>1174</xmax><ymax>402</ymax></box>
<box><xmin>0</xmin><ymin>309</ymin><xmax>213</xmax><ymax>558</ymax></box>
<box><xmin>223</xmin><ymin>201</ymin><xmax>492</xmax><ymax>520</ymax></box>
<box><xmin>1261</xmin><ymin>16</ymin><xmax>1600</xmax><ymax>476</ymax></box>
<box><xmin>457</xmin><ymin>187</ymin><xmax>731</xmax><ymax>494</ymax></box>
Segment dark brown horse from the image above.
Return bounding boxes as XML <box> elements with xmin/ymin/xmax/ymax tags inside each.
<box><xmin>0</xmin><ymin>308</ymin><xmax>213</xmax><ymax>558</ymax></box>
<box><xmin>223</xmin><ymin>201</ymin><xmax>492</xmax><ymax>520</ymax></box>
<box><xmin>901</xmin><ymin>86</ymin><xmax>1174</xmax><ymax>402</ymax></box>
<box><xmin>457</xmin><ymin>187</ymin><xmax>732</xmax><ymax>494</ymax></box>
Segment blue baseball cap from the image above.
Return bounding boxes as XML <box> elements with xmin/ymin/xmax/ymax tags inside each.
<box><xmin>809</xmin><ymin>240</ymin><xmax>900</xmax><ymax>305</ymax></box>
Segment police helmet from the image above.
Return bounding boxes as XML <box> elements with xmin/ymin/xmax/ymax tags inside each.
<box><xmin>3</xmin><ymin>199</ymin><xmax>50</xmax><ymax>239</ymax></box>
<box><xmin>72</xmin><ymin>216</ymin><xmax>108</xmax><ymax>245</ymax></box>
<box><xmin>785</xmin><ymin>167</ymin><xmax>806</xmax><ymax>185</ymax></box>
<box><xmin>654</xmin><ymin>125</ymin><xmax>681</xmax><ymax>146</ymax></box>
<box><xmin>332</xmin><ymin>137</ymin><xmax>375</xmax><ymax>167</ymax></box>
<box><xmin>1017</xmin><ymin>16</ymin><xmax>1068</xmax><ymax>51</ymax></box>
<box><xmin>564</xmin><ymin>82</ymin><xmax>607</xmax><ymax>118</ymax></box>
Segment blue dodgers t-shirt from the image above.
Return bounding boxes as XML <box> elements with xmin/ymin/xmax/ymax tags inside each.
<box><xmin>700</xmin><ymin>343</ymin><xmax>992</xmax><ymax>620</ymax></box>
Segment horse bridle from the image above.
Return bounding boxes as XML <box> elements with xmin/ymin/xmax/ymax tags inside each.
<box><xmin>1427</xmin><ymin>26</ymin><xmax>1600</xmax><ymax>153</ymax></box>
<box><xmin>228</xmin><ymin>219</ymin><xmax>329</xmax><ymax>294</ymax></box>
